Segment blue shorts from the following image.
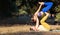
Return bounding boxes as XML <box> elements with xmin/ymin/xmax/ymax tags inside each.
<box><xmin>38</xmin><ymin>2</ymin><xmax>53</xmax><ymax>16</ymax></box>
<box><xmin>42</xmin><ymin>2</ymin><xmax>53</xmax><ymax>12</ymax></box>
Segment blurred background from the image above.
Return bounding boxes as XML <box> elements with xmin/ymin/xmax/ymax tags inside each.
<box><xmin>0</xmin><ymin>0</ymin><xmax>60</xmax><ymax>25</ymax></box>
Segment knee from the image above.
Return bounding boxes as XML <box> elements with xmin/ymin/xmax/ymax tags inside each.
<box><xmin>40</xmin><ymin>19</ymin><xmax>44</xmax><ymax>23</ymax></box>
<box><xmin>45</xmin><ymin>12</ymin><xmax>50</xmax><ymax>16</ymax></box>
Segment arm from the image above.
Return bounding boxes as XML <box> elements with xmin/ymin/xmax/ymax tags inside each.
<box><xmin>32</xmin><ymin>2</ymin><xmax>44</xmax><ymax>21</ymax></box>
<box><xmin>34</xmin><ymin>2</ymin><xmax>44</xmax><ymax>16</ymax></box>
<box><xmin>34</xmin><ymin>4</ymin><xmax>42</xmax><ymax>16</ymax></box>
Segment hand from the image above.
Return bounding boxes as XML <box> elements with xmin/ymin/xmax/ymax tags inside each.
<box><xmin>38</xmin><ymin>2</ymin><xmax>44</xmax><ymax>5</ymax></box>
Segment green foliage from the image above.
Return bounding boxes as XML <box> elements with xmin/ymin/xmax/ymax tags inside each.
<box><xmin>55</xmin><ymin>13</ymin><xmax>60</xmax><ymax>21</ymax></box>
<box><xmin>19</xmin><ymin>5</ymin><xmax>28</xmax><ymax>15</ymax></box>
<box><xmin>19</xmin><ymin>9</ymin><xmax>28</xmax><ymax>15</ymax></box>
<box><xmin>16</xmin><ymin>0</ymin><xmax>22</xmax><ymax>6</ymax></box>
<box><xmin>54</xmin><ymin>5</ymin><xmax>60</xmax><ymax>12</ymax></box>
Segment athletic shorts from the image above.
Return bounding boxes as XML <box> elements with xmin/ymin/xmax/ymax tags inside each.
<box><xmin>38</xmin><ymin>2</ymin><xmax>53</xmax><ymax>16</ymax></box>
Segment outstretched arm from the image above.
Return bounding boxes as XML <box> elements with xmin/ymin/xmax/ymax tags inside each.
<box><xmin>32</xmin><ymin>2</ymin><xmax>44</xmax><ymax>21</ymax></box>
<box><xmin>34</xmin><ymin>2</ymin><xmax>44</xmax><ymax>16</ymax></box>
<box><xmin>34</xmin><ymin>4</ymin><xmax>43</xmax><ymax>16</ymax></box>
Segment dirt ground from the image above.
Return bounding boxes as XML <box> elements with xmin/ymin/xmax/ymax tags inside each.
<box><xmin>0</xmin><ymin>24</ymin><xmax>60</xmax><ymax>35</ymax></box>
<box><xmin>0</xmin><ymin>25</ymin><xmax>31</xmax><ymax>34</ymax></box>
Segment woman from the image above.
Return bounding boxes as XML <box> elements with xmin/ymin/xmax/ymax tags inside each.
<box><xmin>31</xmin><ymin>2</ymin><xmax>53</xmax><ymax>31</ymax></box>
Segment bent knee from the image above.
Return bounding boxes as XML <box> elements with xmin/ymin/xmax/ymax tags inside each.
<box><xmin>40</xmin><ymin>20</ymin><xmax>45</xmax><ymax>23</ymax></box>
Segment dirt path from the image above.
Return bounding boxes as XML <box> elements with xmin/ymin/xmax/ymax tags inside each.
<box><xmin>0</xmin><ymin>25</ymin><xmax>60</xmax><ymax>35</ymax></box>
<box><xmin>0</xmin><ymin>25</ymin><xmax>31</xmax><ymax>34</ymax></box>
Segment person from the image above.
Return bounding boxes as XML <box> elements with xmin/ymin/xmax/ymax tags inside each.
<box><xmin>30</xmin><ymin>2</ymin><xmax>53</xmax><ymax>31</ymax></box>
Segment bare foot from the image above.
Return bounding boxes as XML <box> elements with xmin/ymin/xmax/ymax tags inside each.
<box><xmin>38</xmin><ymin>2</ymin><xmax>44</xmax><ymax>5</ymax></box>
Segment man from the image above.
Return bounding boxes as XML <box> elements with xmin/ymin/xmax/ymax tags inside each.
<box><xmin>31</xmin><ymin>2</ymin><xmax>53</xmax><ymax>31</ymax></box>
